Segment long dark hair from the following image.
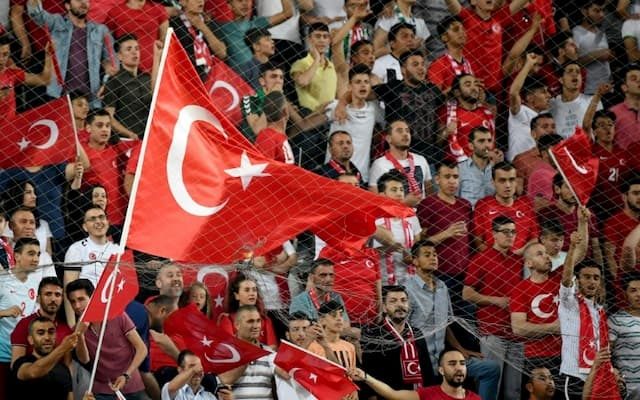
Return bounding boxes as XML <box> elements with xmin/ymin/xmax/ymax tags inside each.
<box><xmin>2</xmin><ymin>179</ymin><xmax>40</xmax><ymax>227</ymax></box>
<box><xmin>224</xmin><ymin>272</ymin><xmax>266</xmax><ymax>315</ymax></box>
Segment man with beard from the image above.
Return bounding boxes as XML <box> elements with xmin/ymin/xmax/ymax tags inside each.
<box><xmin>11</xmin><ymin>317</ymin><xmax>78</xmax><ymax>399</ymax></box>
<box><xmin>457</xmin><ymin>127</ymin><xmax>497</xmax><ymax>208</ymax></box>
<box><xmin>361</xmin><ymin>285</ymin><xmax>436</xmax><ymax>397</ymax></box>
<box><xmin>11</xmin><ymin>277</ymin><xmax>72</xmax><ymax>366</ymax></box>
<box><xmin>369</xmin><ymin>119</ymin><xmax>433</xmax><ymax>207</ymax></box>
<box><xmin>441</xmin><ymin>74</ymin><xmax>496</xmax><ymax>162</ymax></box>
<box><xmin>351</xmin><ymin>349</ymin><xmax>481</xmax><ymax>399</ymax></box>
<box><xmin>605</xmin><ymin>174</ymin><xmax>640</xmax><ymax>274</ymax></box>
<box><xmin>26</xmin><ymin>0</ymin><xmax>117</xmax><ymax>107</ymax></box>
<box><xmin>162</xmin><ymin>350</ymin><xmax>233</xmax><ymax>400</ymax></box>
<box><xmin>317</xmin><ymin>131</ymin><xmax>364</xmax><ymax>186</ymax></box>
<box><xmin>572</xmin><ymin>0</ymin><xmax>611</xmax><ymax>95</ymax></box>
<box><xmin>508</xmin><ymin>54</ymin><xmax>552</xmax><ymax>162</ymax></box>
<box><xmin>525</xmin><ymin>367</ymin><xmax>556</xmax><ymax>400</ymax></box>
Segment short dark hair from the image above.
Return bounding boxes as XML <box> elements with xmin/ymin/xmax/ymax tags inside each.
<box><xmin>552</xmin><ymin>173</ymin><xmax>565</xmax><ymax>191</ymax></box>
<box><xmin>38</xmin><ymin>276</ymin><xmax>63</xmax><ymax>295</ymax></box>
<box><xmin>560</xmin><ymin>61</ymin><xmax>581</xmax><ymax>75</ymax></box>
<box><xmin>523</xmin><ymin>76</ymin><xmax>547</xmax><ymax>96</ymax></box>
<box><xmin>530</xmin><ymin>112</ymin><xmax>554</xmax><ymax>130</ymax></box>
<box><xmin>592</xmin><ymin>109</ymin><xmax>617</xmax><ymax>129</ymax></box>
<box><xmin>310</xmin><ymin>258</ymin><xmax>333</xmax><ymax>274</ymax></box>
<box><xmin>621</xmin><ymin>172</ymin><xmax>640</xmax><ymax>194</ymax></box>
<box><xmin>28</xmin><ymin>316</ymin><xmax>54</xmax><ymax>336</ymax></box>
<box><xmin>540</xmin><ymin>219</ymin><xmax>565</xmax><ymax>236</ymax></box>
<box><xmin>621</xmin><ymin>271</ymin><xmax>640</xmax><ymax>291</ymax></box>
<box><xmin>177</xmin><ymin>349</ymin><xmax>197</xmax><ymax>368</ymax></box>
<box><xmin>548</xmin><ymin>32</ymin><xmax>573</xmax><ymax>58</ymax></box>
<box><xmin>492</xmin><ymin>216</ymin><xmax>515</xmax><ymax>231</ymax></box>
<box><xmin>83</xmin><ymin>205</ymin><xmax>106</xmax><ymax>220</ymax></box>
<box><xmin>438</xmin><ymin>349</ymin><xmax>465</xmax><ymax>366</ymax></box>
<box><xmin>537</xmin><ymin>133</ymin><xmax>563</xmax><ymax>153</ymax></box>
<box><xmin>377</xmin><ymin>170</ymin><xmax>407</xmax><ymax>193</ymax></box>
<box><xmin>14</xmin><ymin>237</ymin><xmax>39</xmax><ymax>254</ymax></box>
<box><xmin>436</xmin><ymin>160</ymin><xmax>459</xmax><ymax>175</ymax></box>
<box><xmin>115</xmin><ymin>33</ymin><xmax>138</xmax><ymax>53</ymax></box>
<box><xmin>399</xmin><ymin>49</ymin><xmax>424</xmax><ymax>67</ymax></box>
<box><xmin>69</xmin><ymin>90</ymin><xmax>89</xmax><ymax>102</ymax></box>
<box><xmin>491</xmin><ymin>161</ymin><xmax>516</xmax><ymax>179</ymax></box>
<box><xmin>581</xmin><ymin>0</ymin><xmax>606</xmax><ymax>9</ymax></box>
<box><xmin>437</xmin><ymin>15</ymin><xmax>463</xmax><ymax>37</ymax></box>
<box><xmin>451</xmin><ymin>73</ymin><xmax>474</xmax><ymax>95</ymax></box>
<box><xmin>86</xmin><ymin>109</ymin><xmax>111</xmax><ymax>125</ymax></box>
<box><xmin>244</xmin><ymin>27</ymin><xmax>271</xmax><ymax>50</ymax></box>
<box><xmin>259</xmin><ymin>61</ymin><xmax>282</xmax><ymax>77</ymax></box>
<box><xmin>318</xmin><ymin>300</ymin><xmax>343</xmax><ymax>316</ymax></box>
<box><xmin>262</xmin><ymin>91</ymin><xmax>287</xmax><ymax>123</ymax></box>
<box><xmin>288</xmin><ymin>311</ymin><xmax>312</xmax><ymax>327</ymax></box>
<box><xmin>328</xmin><ymin>130</ymin><xmax>351</xmax><ymax>144</ymax></box>
<box><xmin>147</xmin><ymin>294</ymin><xmax>176</xmax><ymax>308</ymax></box>
<box><xmin>0</xmin><ymin>33</ymin><xmax>13</xmax><ymax>47</ymax></box>
<box><xmin>66</xmin><ymin>278</ymin><xmax>95</xmax><ymax>299</ymax></box>
<box><xmin>350</xmin><ymin>39</ymin><xmax>372</xmax><ymax>58</ymax></box>
<box><xmin>308</xmin><ymin>22</ymin><xmax>330</xmax><ymax>35</ymax></box>
<box><xmin>574</xmin><ymin>259</ymin><xmax>602</xmax><ymax>277</ymax></box>
<box><xmin>388</xmin><ymin>22</ymin><xmax>415</xmax><ymax>44</ymax></box>
<box><xmin>382</xmin><ymin>285</ymin><xmax>407</xmax><ymax>303</ymax></box>
<box><xmin>469</xmin><ymin>126</ymin><xmax>491</xmax><ymax>143</ymax></box>
<box><xmin>410</xmin><ymin>239</ymin><xmax>437</xmax><ymax>257</ymax></box>
<box><xmin>349</xmin><ymin>64</ymin><xmax>371</xmax><ymax>81</ymax></box>
<box><xmin>622</xmin><ymin>63</ymin><xmax>640</xmax><ymax>85</ymax></box>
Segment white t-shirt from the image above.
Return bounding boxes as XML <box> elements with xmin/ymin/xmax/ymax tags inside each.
<box><xmin>256</xmin><ymin>0</ymin><xmax>301</xmax><ymax>44</ymax></box>
<box><xmin>375</xmin><ymin>13</ymin><xmax>430</xmax><ymax>42</ymax></box>
<box><xmin>369</xmin><ymin>152</ymin><xmax>432</xmax><ymax>193</ymax></box>
<box><xmin>64</xmin><ymin>238</ymin><xmax>121</xmax><ymax>287</ymax></box>
<box><xmin>310</xmin><ymin>0</ymin><xmax>346</xmax><ymax>19</ymax></box>
<box><xmin>572</xmin><ymin>25</ymin><xmax>611</xmax><ymax>95</ymax></box>
<box><xmin>507</xmin><ymin>104</ymin><xmax>539</xmax><ymax>161</ymax></box>
<box><xmin>373</xmin><ymin>215</ymin><xmax>421</xmax><ymax>285</ymax></box>
<box><xmin>550</xmin><ymin>94</ymin><xmax>602</xmax><ymax>139</ymax></box>
<box><xmin>372</xmin><ymin>54</ymin><xmax>402</xmax><ymax>83</ymax></box>
<box><xmin>0</xmin><ymin>270</ymin><xmax>42</xmax><ymax>362</ymax></box>
<box><xmin>325</xmin><ymin>100</ymin><xmax>384</xmax><ymax>182</ymax></box>
<box><xmin>248</xmin><ymin>241</ymin><xmax>295</xmax><ymax>311</ymax></box>
<box><xmin>622</xmin><ymin>19</ymin><xmax>640</xmax><ymax>45</ymax></box>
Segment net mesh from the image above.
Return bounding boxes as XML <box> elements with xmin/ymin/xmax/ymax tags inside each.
<box><xmin>1</xmin><ymin>0</ymin><xmax>639</xmax><ymax>398</ymax></box>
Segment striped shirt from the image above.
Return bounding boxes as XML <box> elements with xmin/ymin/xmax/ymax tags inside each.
<box><xmin>232</xmin><ymin>348</ymin><xmax>276</xmax><ymax>400</ymax></box>
<box><xmin>609</xmin><ymin>311</ymin><xmax>640</xmax><ymax>391</ymax></box>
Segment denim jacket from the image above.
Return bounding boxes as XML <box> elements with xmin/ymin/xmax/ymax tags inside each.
<box><xmin>27</xmin><ymin>2</ymin><xmax>117</xmax><ymax>107</ymax></box>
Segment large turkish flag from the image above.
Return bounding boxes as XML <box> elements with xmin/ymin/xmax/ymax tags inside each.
<box><xmin>204</xmin><ymin>58</ymin><xmax>255</xmax><ymax>127</ymax></box>
<box><xmin>549</xmin><ymin>128</ymin><xmax>599</xmax><ymax>205</ymax></box>
<box><xmin>125</xmin><ymin>32</ymin><xmax>413</xmax><ymax>264</ymax></box>
<box><xmin>0</xmin><ymin>96</ymin><xmax>76</xmax><ymax>168</ymax></box>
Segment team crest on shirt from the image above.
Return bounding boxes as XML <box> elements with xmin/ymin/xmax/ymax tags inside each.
<box><xmin>89</xmin><ymin>252</ymin><xmax>97</xmax><ymax>261</ymax></box>
<box><xmin>28</xmin><ymin>288</ymin><xmax>36</xmax><ymax>300</ymax></box>
<box><xmin>516</xmin><ymin>210</ymin><xmax>525</xmax><ymax>218</ymax></box>
<box><xmin>482</xmin><ymin>120</ymin><xmax>491</xmax><ymax>129</ymax></box>
<box><xmin>492</xmin><ymin>23</ymin><xmax>501</xmax><ymax>33</ymax></box>
<box><xmin>530</xmin><ymin>293</ymin><xmax>559</xmax><ymax>319</ymax></box>
<box><xmin>365</xmin><ymin>259</ymin><xmax>375</xmax><ymax>269</ymax></box>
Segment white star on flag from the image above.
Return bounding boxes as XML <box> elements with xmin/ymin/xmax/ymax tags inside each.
<box><xmin>201</xmin><ymin>336</ymin><xmax>213</xmax><ymax>347</ymax></box>
<box><xmin>309</xmin><ymin>373</ymin><xmax>318</xmax><ymax>383</ymax></box>
<box><xmin>589</xmin><ymin>340</ymin><xmax>596</xmax><ymax>348</ymax></box>
<box><xmin>224</xmin><ymin>151</ymin><xmax>270</xmax><ymax>190</ymax></box>
<box><xmin>214</xmin><ymin>294</ymin><xmax>224</xmax><ymax>308</ymax></box>
<box><xmin>117</xmin><ymin>279</ymin><xmax>125</xmax><ymax>292</ymax></box>
<box><xmin>17</xmin><ymin>137</ymin><xmax>29</xmax><ymax>151</ymax></box>
<box><xmin>552</xmin><ymin>295</ymin><xmax>560</xmax><ymax>305</ymax></box>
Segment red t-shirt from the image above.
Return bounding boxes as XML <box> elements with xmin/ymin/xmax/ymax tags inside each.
<box><xmin>319</xmin><ymin>246</ymin><xmax>381</xmax><ymax>326</ymax></box>
<box><xmin>0</xmin><ymin>67</ymin><xmax>26</xmax><ymax>118</ymax></box>
<box><xmin>472</xmin><ymin>196</ymin><xmax>540</xmax><ymax>251</ymax></box>
<box><xmin>459</xmin><ymin>6</ymin><xmax>513</xmax><ymax>93</ymax></box>
<box><xmin>10</xmin><ymin>0</ymin><xmax>66</xmax><ymax>51</ymax></box>
<box><xmin>83</xmin><ymin>140</ymin><xmax>137</xmax><ymax>225</ymax></box>
<box><xmin>125</xmin><ymin>141</ymin><xmax>141</xmax><ymax>175</ymax></box>
<box><xmin>439</xmin><ymin>102</ymin><xmax>495</xmax><ymax>159</ymax></box>
<box><xmin>510</xmin><ymin>271</ymin><xmax>562</xmax><ymax>358</ymax></box>
<box><xmin>10</xmin><ymin>311</ymin><xmax>73</xmax><ymax>355</ymax></box>
<box><xmin>590</xmin><ymin>143</ymin><xmax>630</xmax><ymax>221</ymax></box>
<box><xmin>605</xmin><ymin>210</ymin><xmax>639</xmax><ymax>264</ymax></box>
<box><xmin>105</xmin><ymin>2</ymin><xmax>168</xmax><ymax>73</ymax></box>
<box><xmin>417</xmin><ymin>194</ymin><xmax>473</xmax><ymax>276</ymax></box>
<box><xmin>427</xmin><ymin>54</ymin><xmax>473</xmax><ymax>92</ymax></box>
<box><xmin>503</xmin><ymin>3</ymin><xmax>555</xmax><ymax>55</ymax></box>
<box><xmin>417</xmin><ymin>386</ymin><xmax>481</xmax><ymax>400</ymax></box>
<box><xmin>255</xmin><ymin>127</ymin><xmax>294</xmax><ymax>164</ymax></box>
<box><xmin>464</xmin><ymin>247</ymin><xmax>522</xmax><ymax>337</ymax></box>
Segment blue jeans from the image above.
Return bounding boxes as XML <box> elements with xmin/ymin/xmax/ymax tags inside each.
<box><xmin>467</xmin><ymin>357</ymin><xmax>501</xmax><ymax>400</ymax></box>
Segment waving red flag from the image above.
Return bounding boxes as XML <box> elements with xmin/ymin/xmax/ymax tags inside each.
<box><xmin>82</xmin><ymin>251</ymin><xmax>138</xmax><ymax>323</ymax></box>
<box><xmin>275</xmin><ymin>340</ymin><xmax>358</xmax><ymax>400</ymax></box>
<box><xmin>204</xmin><ymin>58</ymin><xmax>255</xmax><ymax>126</ymax></box>
<box><xmin>125</xmin><ymin>32</ymin><xmax>413</xmax><ymax>264</ymax></box>
<box><xmin>588</xmin><ymin>361</ymin><xmax>622</xmax><ymax>400</ymax></box>
<box><xmin>549</xmin><ymin>128</ymin><xmax>599</xmax><ymax>205</ymax></box>
<box><xmin>0</xmin><ymin>96</ymin><xmax>76</xmax><ymax>168</ymax></box>
<box><xmin>165</xmin><ymin>304</ymin><xmax>270</xmax><ymax>374</ymax></box>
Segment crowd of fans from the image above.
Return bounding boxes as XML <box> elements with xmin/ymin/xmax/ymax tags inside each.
<box><xmin>2</xmin><ymin>0</ymin><xmax>640</xmax><ymax>399</ymax></box>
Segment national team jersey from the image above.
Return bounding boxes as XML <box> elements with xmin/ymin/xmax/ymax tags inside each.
<box><xmin>427</xmin><ymin>53</ymin><xmax>474</xmax><ymax>92</ymax></box>
<box><xmin>417</xmin><ymin>385</ymin><xmax>481</xmax><ymax>399</ymax></box>
<box><xmin>0</xmin><ymin>271</ymin><xmax>41</xmax><ymax>362</ymax></box>
<box><xmin>605</xmin><ymin>211</ymin><xmax>639</xmax><ymax>264</ymax></box>
<box><xmin>510</xmin><ymin>271</ymin><xmax>562</xmax><ymax>358</ymax></box>
<box><xmin>0</xmin><ymin>67</ymin><xmax>26</xmax><ymax>118</ymax></box>
<box><xmin>64</xmin><ymin>238</ymin><xmax>121</xmax><ymax>287</ymax></box>
<box><xmin>589</xmin><ymin>143</ymin><xmax>630</xmax><ymax>221</ymax></box>
<box><xmin>439</xmin><ymin>101</ymin><xmax>495</xmax><ymax>161</ymax></box>
<box><xmin>255</xmin><ymin>127</ymin><xmax>294</xmax><ymax>164</ymax></box>
<box><xmin>472</xmin><ymin>196</ymin><xmax>540</xmax><ymax>251</ymax></box>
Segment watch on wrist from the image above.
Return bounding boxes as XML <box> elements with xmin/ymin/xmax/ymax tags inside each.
<box><xmin>122</xmin><ymin>372</ymin><xmax>131</xmax><ymax>382</ymax></box>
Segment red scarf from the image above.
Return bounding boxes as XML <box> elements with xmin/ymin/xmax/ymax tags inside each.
<box><xmin>383</xmin><ymin>317</ymin><xmax>422</xmax><ymax>385</ymax></box>
<box><xmin>328</xmin><ymin>159</ymin><xmax>362</xmax><ymax>182</ymax></box>
<box><xmin>445</xmin><ymin>100</ymin><xmax>468</xmax><ymax>162</ymax></box>
<box><xmin>384</xmin><ymin>151</ymin><xmax>421</xmax><ymax>194</ymax></box>
<box><xmin>446</xmin><ymin>53</ymin><xmax>473</xmax><ymax>76</ymax></box>
<box><xmin>382</xmin><ymin>218</ymin><xmax>415</xmax><ymax>285</ymax></box>
<box><xmin>308</xmin><ymin>288</ymin><xmax>330</xmax><ymax>310</ymax></box>
<box><xmin>180</xmin><ymin>13</ymin><xmax>213</xmax><ymax>73</ymax></box>
<box><xmin>578</xmin><ymin>295</ymin><xmax>609</xmax><ymax>374</ymax></box>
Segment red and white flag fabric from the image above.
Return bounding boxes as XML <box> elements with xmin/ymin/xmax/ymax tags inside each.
<box><xmin>125</xmin><ymin>32</ymin><xmax>413</xmax><ymax>264</ymax></box>
<box><xmin>275</xmin><ymin>340</ymin><xmax>358</xmax><ymax>400</ymax></box>
<box><xmin>588</xmin><ymin>361</ymin><xmax>622</xmax><ymax>400</ymax></box>
<box><xmin>549</xmin><ymin>128</ymin><xmax>599</xmax><ymax>205</ymax></box>
<box><xmin>164</xmin><ymin>304</ymin><xmax>270</xmax><ymax>374</ymax></box>
<box><xmin>204</xmin><ymin>57</ymin><xmax>255</xmax><ymax>126</ymax></box>
<box><xmin>82</xmin><ymin>251</ymin><xmax>138</xmax><ymax>323</ymax></box>
<box><xmin>0</xmin><ymin>96</ymin><xmax>76</xmax><ymax>168</ymax></box>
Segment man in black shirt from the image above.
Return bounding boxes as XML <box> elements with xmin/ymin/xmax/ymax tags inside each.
<box><xmin>11</xmin><ymin>316</ymin><xmax>77</xmax><ymax>400</ymax></box>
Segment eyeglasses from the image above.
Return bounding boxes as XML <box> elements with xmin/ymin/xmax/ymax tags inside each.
<box><xmin>85</xmin><ymin>215</ymin><xmax>107</xmax><ymax>223</ymax></box>
<box><xmin>494</xmin><ymin>229</ymin><xmax>517</xmax><ymax>236</ymax></box>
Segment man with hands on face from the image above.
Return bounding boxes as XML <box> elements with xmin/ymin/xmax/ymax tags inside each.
<box><xmin>161</xmin><ymin>350</ymin><xmax>233</xmax><ymax>400</ymax></box>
